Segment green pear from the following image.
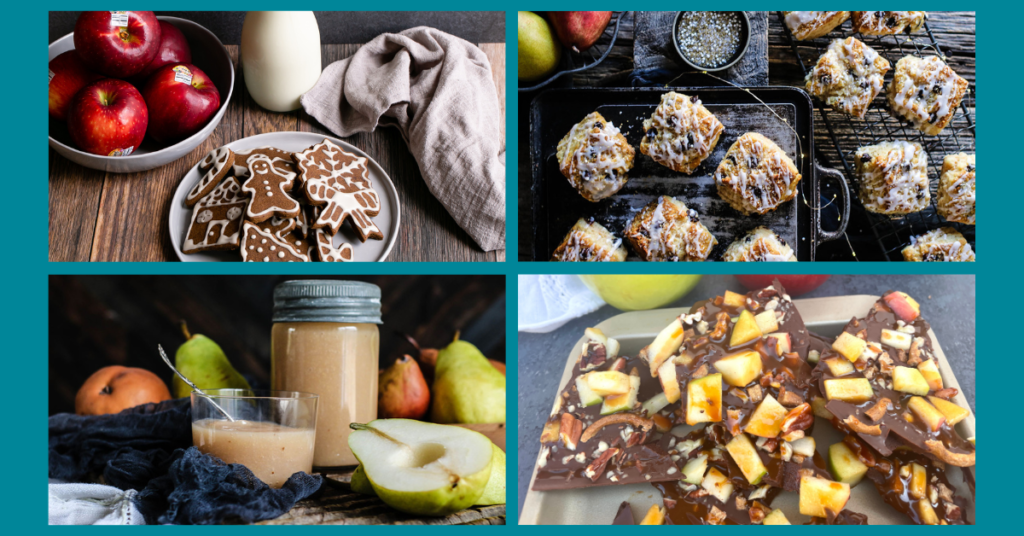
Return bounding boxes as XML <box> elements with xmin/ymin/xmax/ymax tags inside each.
<box><xmin>173</xmin><ymin>324</ymin><xmax>251</xmax><ymax>398</ymax></box>
<box><xmin>350</xmin><ymin>444</ymin><xmax>505</xmax><ymax>506</ymax></box>
<box><xmin>518</xmin><ymin>11</ymin><xmax>562</xmax><ymax>82</ymax></box>
<box><xmin>476</xmin><ymin>444</ymin><xmax>506</xmax><ymax>505</ymax></box>
<box><xmin>348</xmin><ymin>419</ymin><xmax>494</xmax><ymax>516</ymax></box>
<box><xmin>430</xmin><ymin>340</ymin><xmax>506</xmax><ymax>424</ymax></box>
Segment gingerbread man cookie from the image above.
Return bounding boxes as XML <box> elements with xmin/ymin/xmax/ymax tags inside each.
<box><xmin>241</xmin><ymin>220</ymin><xmax>310</xmax><ymax>262</ymax></box>
<box><xmin>182</xmin><ymin>176</ymin><xmax>247</xmax><ymax>253</ymax></box>
<box><xmin>232</xmin><ymin>147</ymin><xmax>296</xmax><ymax>177</ymax></box>
<box><xmin>241</xmin><ymin>154</ymin><xmax>301</xmax><ymax>223</ymax></box>
<box><xmin>185</xmin><ymin>147</ymin><xmax>234</xmax><ymax>207</ymax></box>
<box><xmin>294</xmin><ymin>138</ymin><xmax>383</xmax><ymax>241</ymax></box>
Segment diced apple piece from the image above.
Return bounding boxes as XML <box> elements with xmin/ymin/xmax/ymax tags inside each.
<box><xmin>884</xmin><ymin>291</ymin><xmax>921</xmax><ymax>322</ymax></box>
<box><xmin>686</xmin><ymin>373</ymin><xmax>723</xmax><ymax>425</ymax></box>
<box><xmin>928</xmin><ymin>396</ymin><xmax>970</xmax><ymax>426</ymax></box>
<box><xmin>790</xmin><ymin>437</ymin><xmax>816</xmax><ymax>457</ymax></box>
<box><xmin>768</xmin><ymin>333</ymin><xmax>792</xmax><ymax>354</ymax></box>
<box><xmin>725</xmin><ymin>433</ymin><xmax>768</xmax><ymax>485</ymax></box>
<box><xmin>682</xmin><ymin>454</ymin><xmax>708</xmax><ymax>485</ymax></box>
<box><xmin>832</xmin><ymin>332</ymin><xmax>866</xmax><ymax>362</ymax></box>
<box><xmin>823</xmin><ymin>356</ymin><xmax>855</xmax><ymax>377</ymax></box>
<box><xmin>605</xmin><ymin>338</ymin><xmax>620</xmax><ymax>360</ymax></box>
<box><xmin>658</xmin><ymin>359</ymin><xmax>681</xmax><ymax>403</ymax></box>
<box><xmin>754</xmin><ymin>310</ymin><xmax>779</xmax><ymax>335</ymax></box>
<box><xmin>807</xmin><ymin>349</ymin><xmax>820</xmax><ymax>364</ymax></box>
<box><xmin>824</xmin><ymin>378</ymin><xmax>874</xmax><ymax>403</ymax></box>
<box><xmin>799</xmin><ymin>476</ymin><xmax>851</xmax><ymax>518</ymax></box>
<box><xmin>673</xmin><ymin>351</ymin><xmax>695</xmax><ymax>366</ymax></box>
<box><xmin>730</xmin><ymin>309</ymin><xmax>763</xmax><ymax>347</ymax></box>
<box><xmin>701</xmin><ymin>467</ymin><xmax>734</xmax><ymax>504</ymax></box>
<box><xmin>893</xmin><ymin>366</ymin><xmax>931</xmax><ymax>395</ymax></box>
<box><xmin>643</xmin><ymin>318</ymin><xmax>686</xmax><ymax>376</ymax></box>
<box><xmin>880</xmin><ymin>328</ymin><xmax>913</xmax><ymax>350</ymax></box>
<box><xmin>915</xmin><ymin>499</ymin><xmax>939</xmax><ymax>525</ymax></box>
<box><xmin>909</xmin><ymin>462</ymin><xmax>927</xmax><ymax>499</ymax></box>
<box><xmin>828</xmin><ymin>443</ymin><xmax>868</xmax><ymax>485</ymax></box>
<box><xmin>600</xmin><ymin>370</ymin><xmax>641</xmax><ymax>415</ymax></box>
<box><xmin>575</xmin><ymin>374</ymin><xmax>602</xmax><ymax>407</ymax></box>
<box><xmin>917</xmin><ymin>359</ymin><xmax>944</xmax><ymax>391</ymax></box>
<box><xmin>744</xmin><ymin>394</ymin><xmax>788</xmax><ymax>438</ymax></box>
<box><xmin>762</xmin><ymin>509</ymin><xmax>791</xmax><ymax>525</ymax></box>
<box><xmin>641</xmin><ymin>392</ymin><xmax>670</xmax><ymax>417</ymax></box>
<box><xmin>584</xmin><ymin>327</ymin><xmax>607</xmax><ymax>345</ymax></box>
<box><xmin>811</xmin><ymin>397</ymin><xmax>833</xmax><ymax>419</ymax></box>
<box><xmin>907</xmin><ymin>396</ymin><xmax>946</xmax><ymax>432</ymax></box>
<box><xmin>723</xmin><ymin>290</ymin><xmax>746</xmax><ymax>308</ymax></box>
<box><xmin>713</xmin><ymin>351</ymin><xmax>763</xmax><ymax>387</ymax></box>
<box><xmin>639</xmin><ymin>505</ymin><xmax>665</xmax><ymax>525</ymax></box>
<box><xmin>587</xmin><ymin>371</ymin><xmax>631</xmax><ymax>397</ymax></box>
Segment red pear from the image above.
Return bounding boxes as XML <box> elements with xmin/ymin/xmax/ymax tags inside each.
<box><xmin>378</xmin><ymin>355</ymin><xmax>430</xmax><ymax>420</ymax></box>
<box><xmin>547</xmin><ymin>11</ymin><xmax>612</xmax><ymax>53</ymax></box>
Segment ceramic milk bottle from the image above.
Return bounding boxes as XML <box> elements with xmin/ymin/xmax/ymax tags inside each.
<box><xmin>240</xmin><ymin>11</ymin><xmax>322</xmax><ymax>112</ymax></box>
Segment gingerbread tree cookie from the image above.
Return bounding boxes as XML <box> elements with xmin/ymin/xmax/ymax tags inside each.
<box><xmin>294</xmin><ymin>138</ymin><xmax>383</xmax><ymax>241</ymax></box>
<box><xmin>241</xmin><ymin>220</ymin><xmax>310</xmax><ymax>262</ymax></box>
<box><xmin>241</xmin><ymin>154</ymin><xmax>301</xmax><ymax>223</ymax></box>
<box><xmin>182</xmin><ymin>176</ymin><xmax>247</xmax><ymax>254</ymax></box>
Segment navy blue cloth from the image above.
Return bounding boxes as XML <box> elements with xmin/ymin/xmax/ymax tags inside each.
<box><xmin>49</xmin><ymin>399</ymin><xmax>322</xmax><ymax>525</ymax></box>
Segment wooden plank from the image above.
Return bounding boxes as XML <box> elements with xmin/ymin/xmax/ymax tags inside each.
<box><xmin>48</xmin><ymin>148</ymin><xmax>103</xmax><ymax>261</ymax></box>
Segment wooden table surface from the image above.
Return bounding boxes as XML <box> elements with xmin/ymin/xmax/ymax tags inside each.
<box><xmin>518</xmin><ymin>12</ymin><xmax>975</xmax><ymax>261</ymax></box>
<box><xmin>50</xmin><ymin>43</ymin><xmax>505</xmax><ymax>263</ymax></box>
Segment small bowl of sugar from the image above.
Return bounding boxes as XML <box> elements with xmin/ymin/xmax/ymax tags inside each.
<box><xmin>673</xmin><ymin>11</ymin><xmax>750</xmax><ymax>72</ymax></box>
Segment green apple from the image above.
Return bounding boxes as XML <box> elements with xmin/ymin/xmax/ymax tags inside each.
<box><xmin>348</xmin><ymin>419</ymin><xmax>494</xmax><ymax>516</ymax></box>
<box><xmin>518</xmin><ymin>12</ymin><xmax>561</xmax><ymax>82</ymax></box>
<box><xmin>578</xmin><ymin>275</ymin><xmax>703</xmax><ymax>311</ymax></box>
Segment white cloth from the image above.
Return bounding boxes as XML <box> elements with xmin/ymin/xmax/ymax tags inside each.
<box><xmin>48</xmin><ymin>481</ymin><xmax>144</xmax><ymax>525</ymax></box>
<box><xmin>518</xmin><ymin>275</ymin><xmax>605</xmax><ymax>333</ymax></box>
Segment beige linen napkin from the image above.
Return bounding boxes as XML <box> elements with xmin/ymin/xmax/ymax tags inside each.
<box><xmin>301</xmin><ymin>27</ymin><xmax>505</xmax><ymax>252</ymax></box>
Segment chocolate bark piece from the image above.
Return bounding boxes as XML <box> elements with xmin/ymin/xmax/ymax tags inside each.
<box><xmin>612</xmin><ymin>502</ymin><xmax>635</xmax><ymax>525</ymax></box>
<box><xmin>814</xmin><ymin>291</ymin><xmax>975</xmax><ymax>466</ymax></box>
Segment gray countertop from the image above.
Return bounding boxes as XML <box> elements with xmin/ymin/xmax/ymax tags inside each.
<box><xmin>516</xmin><ymin>274</ymin><xmax>975</xmax><ymax>519</ymax></box>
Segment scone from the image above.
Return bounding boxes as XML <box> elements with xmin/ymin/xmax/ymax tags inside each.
<box><xmin>722</xmin><ymin>227</ymin><xmax>797</xmax><ymax>262</ymax></box>
<box><xmin>625</xmin><ymin>196</ymin><xmax>717</xmax><ymax>262</ymax></box>
<box><xmin>852</xmin><ymin>11</ymin><xmax>926</xmax><ymax>35</ymax></box>
<box><xmin>551</xmin><ymin>218</ymin><xmax>627</xmax><ymax>262</ymax></box>
<box><xmin>714</xmin><ymin>132</ymin><xmax>802</xmax><ymax>215</ymax></box>
<box><xmin>639</xmin><ymin>92</ymin><xmax>725</xmax><ymax>174</ymax></box>
<box><xmin>556</xmin><ymin>112</ymin><xmax>636</xmax><ymax>202</ymax></box>
<box><xmin>783</xmin><ymin>11</ymin><xmax>851</xmax><ymax>40</ymax></box>
<box><xmin>805</xmin><ymin>37</ymin><xmax>890</xmax><ymax>119</ymax></box>
<box><xmin>937</xmin><ymin>153</ymin><xmax>975</xmax><ymax>225</ymax></box>
<box><xmin>887</xmin><ymin>55</ymin><xmax>969</xmax><ymax>135</ymax></box>
<box><xmin>854</xmin><ymin>141</ymin><xmax>930</xmax><ymax>215</ymax></box>
<box><xmin>902</xmin><ymin>228</ymin><xmax>975</xmax><ymax>262</ymax></box>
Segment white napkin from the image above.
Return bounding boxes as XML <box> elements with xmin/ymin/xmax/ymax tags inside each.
<box><xmin>48</xmin><ymin>481</ymin><xmax>144</xmax><ymax>525</ymax></box>
<box><xmin>518</xmin><ymin>275</ymin><xmax>606</xmax><ymax>333</ymax></box>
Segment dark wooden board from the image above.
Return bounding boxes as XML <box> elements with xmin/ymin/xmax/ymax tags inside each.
<box><xmin>634</xmin><ymin>11</ymin><xmax>769</xmax><ymax>86</ymax></box>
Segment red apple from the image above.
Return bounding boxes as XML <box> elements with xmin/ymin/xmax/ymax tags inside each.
<box><xmin>141</xmin><ymin>63</ymin><xmax>221</xmax><ymax>143</ymax></box>
<box><xmin>734</xmin><ymin>275</ymin><xmax>831</xmax><ymax>297</ymax></box>
<box><xmin>547</xmin><ymin>11</ymin><xmax>612</xmax><ymax>52</ymax></box>
<box><xmin>74</xmin><ymin>11</ymin><xmax>161</xmax><ymax>78</ymax></box>
<box><xmin>135</xmin><ymin>21</ymin><xmax>192</xmax><ymax>81</ymax></box>
<box><xmin>67</xmin><ymin>79</ymin><xmax>148</xmax><ymax>156</ymax></box>
<box><xmin>48</xmin><ymin>50</ymin><xmax>102</xmax><ymax>121</ymax></box>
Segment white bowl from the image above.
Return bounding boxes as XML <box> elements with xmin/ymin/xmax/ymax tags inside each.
<box><xmin>48</xmin><ymin>16</ymin><xmax>234</xmax><ymax>174</ymax></box>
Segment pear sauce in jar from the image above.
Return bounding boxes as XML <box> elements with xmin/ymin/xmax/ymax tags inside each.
<box><xmin>676</xmin><ymin>11</ymin><xmax>744</xmax><ymax>69</ymax></box>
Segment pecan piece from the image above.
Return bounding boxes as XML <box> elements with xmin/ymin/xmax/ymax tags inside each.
<box><xmin>584</xmin><ymin>447</ymin><xmax>620</xmax><ymax>481</ymax></box>
<box><xmin>652</xmin><ymin>414</ymin><xmax>673</xmax><ymax>433</ymax></box>
<box><xmin>691</xmin><ymin>336</ymin><xmax>710</xmax><ymax>351</ymax></box>
<box><xmin>908</xmin><ymin>337</ymin><xmax>924</xmax><ymax>365</ymax></box>
<box><xmin>692</xmin><ymin>364</ymin><xmax>710</xmax><ymax>379</ymax></box>
<box><xmin>540</xmin><ymin>417</ymin><xmax>560</xmax><ymax>444</ymax></box>
<box><xmin>749</xmin><ymin>501</ymin><xmax>770</xmax><ymax>524</ymax></box>
<box><xmin>707</xmin><ymin>506</ymin><xmax>727</xmax><ymax>525</ymax></box>
<box><xmin>843</xmin><ymin>415</ymin><xmax>882</xmax><ymax>435</ymax></box>
<box><xmin>778</xmin><ymin>386</ymin><xmax>805</xmax><ymax>407</ymax></box>
<box><xmin>747</xmin><ymin>384</ymin><xmax>764</xmax><ymax>403</ymax></box>
<box><xmin>725</xmin><ymin>409</ymin><xmax>743</xmax><ymax>436</ymax></box>
<box><xmin>932</xmin><ymin>387</ymin><xmax>958</xmax><ymax>400</ymax></box>
<box><xmin>864</xmin><ymin>397</ymin><xmax>892</xmax><ymax>422</ymax></box>
<box><xmin>581</xmin><ymin>413</ymin><xmax>655</xmax><ymax>444</ymax></box>
<box><xmin>780</xmin><ymin>403</ymin><xmax>814</xmax><ymax>436</ymax></box>
<box><xmin>626</xmin><ymin>430</ymin><xmax>647</xmax><ymax>448</ymax></box>
<box><xmin>710</xmin><ymin>311</ymin><xmax>731</xmax><ymax>340</ymax></box>
<box><xmin>559</xmin><ymin>413</ymin><xmax>583</xmax><ymax>450</ymax></box>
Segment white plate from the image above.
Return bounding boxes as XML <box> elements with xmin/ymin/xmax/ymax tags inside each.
<box><xmin>169</xmin><ymin>131</ymin><xmax>400</xmax><ymax>262</ymax></box>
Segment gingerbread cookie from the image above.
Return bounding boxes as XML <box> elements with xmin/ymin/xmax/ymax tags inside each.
<box><xmin>314</xmin><ymin>227</ymin><xmax>355</xmax><ymax>262</ymax></box>
<box><xmin>241</xmin><ymin>220</ymin><xmax>310</xmax><ymax>262</ymax></box>
<box><xmin>185</xmin><ymin>147</ymin><xmax>234</xmax><ymax>207</ymax></box>
<box><xmin>294</xmin><ymin>138</ymin><xmax>383</xmax><ymax>241</ymax></box>
<box><xmin>241</xmin><ymin>154</ymin><xmax>301</xmax><ymax>223</ymax></box>
<box><xmin>182</xmin><ymin>176</ymin><xmax>247</xmax><ymax>254</ymax></box>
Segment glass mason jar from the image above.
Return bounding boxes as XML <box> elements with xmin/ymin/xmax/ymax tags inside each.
<box><xmin>271</xmin><ymin>280</ymin><xmax>381</xmax><ymax>467</ymax></box>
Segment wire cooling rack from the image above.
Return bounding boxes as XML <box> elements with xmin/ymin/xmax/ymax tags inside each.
<box><xmin>778</xmin><ymin>12</ymin><xmax>976</xmax><ymax>261</ymax></box>
<box><xmin>519</xmin><ymin>12</ymin><xmax>627</xmax><ymax>92</ymax></box>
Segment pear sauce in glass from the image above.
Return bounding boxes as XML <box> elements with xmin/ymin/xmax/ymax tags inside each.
<box><xmin>271</xmin><ymin>280</ymin><xmax>381</xmax><ymax>467</ymax></box>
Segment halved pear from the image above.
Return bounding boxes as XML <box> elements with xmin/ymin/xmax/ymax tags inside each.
<box><xmin>348</xmin><ymin>419</ymin><xmax>494</xmax><ymax>516</ymax></box>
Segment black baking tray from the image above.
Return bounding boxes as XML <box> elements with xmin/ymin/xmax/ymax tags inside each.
<box><xmin>529</xmin><ymin>87</ymin><xmax>850</xmax><ymax>261</ymax></box>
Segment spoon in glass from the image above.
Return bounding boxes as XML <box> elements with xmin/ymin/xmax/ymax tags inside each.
<box><xmin>157</xmin><ymin>344</ymin><xmax>235</xmax><ymax>422</ymax></box>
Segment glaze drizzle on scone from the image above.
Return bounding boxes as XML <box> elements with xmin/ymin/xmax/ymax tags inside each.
<box><xmin>722</xmin><ymin>227</ymin><xmax>797</xmax><ymax>262</ymax></box>
<box><xmin>551</xmin><ymin>218</ymin><xmax>627</xmax><ymax>262</ymax></box>
<box><xmin>855</xmin><ymin>141</ymin><xmax>930</xmax><ymax>215</ymax></box>
<box><xmin>887</xmin><ymin>56</ymin><xmax>969</xmax><ymax>135</ymax></box>
<box><xmin>714</xmin><ymin>132</ymin><xmax>802</xmax><ymax>215</ymax></box>
<box><xmin>625</xmin><ymin>196</ymin><xmax>717</xmax><ymax>261</ymax></box>
<box><xmin>556</xmin><ymin>112</ymin><xmax>636</xmax><ymax>202</ymax></box>
<box><xmin>851</xmin><ymin>11</ymin><xmax>926</xmax><ymax>36</ymax></box>
<box><xmin>806</xmin><ymin>38</ymin><xmax>890</xmax><ymax>119</ymax></box>
<box><xmin>640</xmin><ymin>92</ymin><xmax>725</xmax><ymax>174</ymax></box>
<box><xmin>937</xmin><ymin>153</ymin><xmax>975</xmax><ymax>225</ymax></box>
<box><xmin>783</xmin><ymin>11</ymin><xmax>850</xmax><ymax>40</ymax></box>
<box><xmin>902</xmin><ymin>227</ymin><xmax>975</xmax><ymax>262</ymax></box>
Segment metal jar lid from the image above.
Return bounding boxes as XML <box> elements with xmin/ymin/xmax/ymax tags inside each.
<box><xmin>272</xmin><ymin>280</ymin><xmax>382</xmax><ymax>324</ymax></box>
